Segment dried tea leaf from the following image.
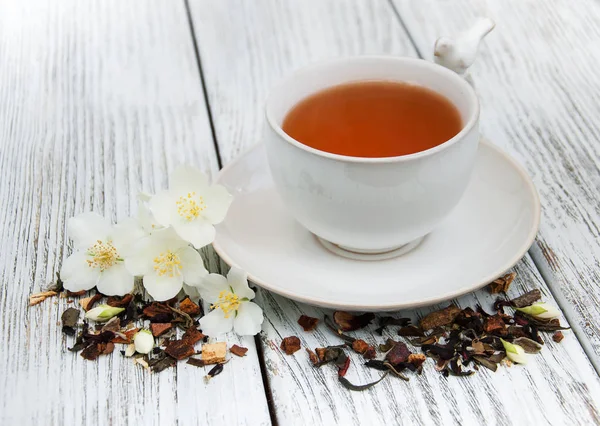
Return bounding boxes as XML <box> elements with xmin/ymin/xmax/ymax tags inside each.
<box><xmin>422</xmin><ymin>344</ymin><xmax>455</xmax><ymax>360</ymax></box>
<box><xmin>513</xmin><ymin>337</ymin><xmax>543</xmax><ymax>354</ymax></box>
<box><xmin>420</xmin><ymin>305</ymin><xmax>461</xmax><ymax>330</ymax></box>
<box><xmin>179</xmin><ymin>297</ymin><xmax>202</xmax><ymax>317</ymax></box>
<box><xmin>150</xmin><ymin>323</ymin><xmax>173</xmax><ymax>337</ymax></box>
<box><xmin>363</xmin><ymin>347</ymin><xmax>376</xmax><ymax>360</ymax></box>
<box><xmin>323</xmin><ymin>316</ymin><xmax>356</xmax><ymax>344</ymax></box>
<box><xmin>230</xmin><ymin>344</ymin><xmax>248</xmax><ymax>357</ymax></box>
<box><xmin>333</xmin><ymin>311</ymin><xmax>375</xmax><ymax>332</ymax></box>
<box><xmin>553</xmin><ymin>331</ymin><xmax>564</xmax><ymax>343</ymax></box>
<box><xmin>306</xmin><ymin>348</ymin><xmax>319</xmax><ymax>365</ymax></box>
<box><xmin>338</xmin><ymin>357</ymin><xmax>351</xmax><ymax>377</ymax></box>
<box><xmin>103</xmin><ymin>342</ymin><xmax>115</xmax><ymax>355</ymax></box>
<box><xmin>364</xmin><ymin>360</ymin><xmax>388</xmax><ymax>371</ymax></box>
<box><xmin>472</xmin><ymin>355</ymin><xmax>498</xmax><ymax>372</ymax></box>
<box><xmin>488</xmin><ymin>272</ymin><xmax>516</xmax><ymax>294</ymax></box>
<box><xmin>297</xmin><ymin>315</ymin><xmax>319</xmax><ymax>331</ymax></box>
<box><xmin>106</xmin><ymin>294</ymin><xmax>133</xmax><ymax>308</ymax></box>
<box><xmin>29</xmin><ymin>290</ymin><xmax>58</xmax><ymax>306</ymax></box>
<box><xmin>182</xmin><ymin>327</ymin><xmax>205</xmax><ymax>346</ymax></box>
<box><xmin>101</xmin><ymin>317</ymin><xmax>121</xmax><ymax>333</ymax></box>
<box><xmin>385</xmin><ymin>341</ymin><xmax>411</xmax><ymax>365</ymax></box>
<box><xmin>510</xmin><ymin>289</ymin><xmax>542</xmax><ymax>308</ymax></box>
<box><xmin>339</xmin><ymin>372</ymin><xmax>388</xmax><ymax>391</ymax></box>
<box><xmin>315</xmin><ymin>346</ymin><xmax>345</xmax><ymax>365</ymax></box>
<box><xmin>61</xmin><ymin>307</ymin><xmax>80</xmax><ymax>328</ymax></box>
<box><xmin>408</xmin><ymin>353</ymin><xmax>426</xmax><ymax>369</ymax></box>
<box><xmin>379</xmin><ymin>338</ymin><xmax>396</xmax><ymax>352</ymax></box>
<box><xmin>205</xmin><ymin>363</ymin><xmax>224</xmax><ymax>382</ymax></box>
<box><xmin>483</xmin><ymin>315</ymin><xmax>507</xmax><ymax>335</ymax></box>
<box><xmin>112</xmin><ymin>327</ymin><xmax>139</xmax><ymax>344</ymax></box>
<box><xmin>280</xmin><ymin>336</ymin><xmax>301</xmax><ymax>355</ymax></box>
<box><xmin>351</xmin><ymin>339</ymin><xmax>370</xmax><ymax>354</ymax></box>
<box><xmin>398</xmin><ymin>325</ymin><xmax>425</xmax><ymax>337</ymax></box>
<box><xmin>375</xmin><ymin>316</ymin><xmax>411</xmax><ymax>334</ymax></box>
<box><xmin>80</xmin><ymin>293</ymin><xmax>103</xmax><ymax>311</ymax></box>
<box><xmin>383</xmin><ymin>362</ymin><xmax>410</xmax><ymax>381</ymax></box>
<box><xmin>471</xmin><ymin>341</ymin><xmax>485</xmax><ymax>354</ymax></box>
<box><xmin>81</xmin><ymin>343</ymin><xmax>103</xmax><ymax>360</ymax></box>
<box><xmin>168</xmin><ymin>306</ymin><xmax>194</xmax><ymax>330</ymax></box>
<box><xmin>165</xmin><ymin>340</ymin><xmax>196</xmax><ymax>360</ymax></box>
<box><xmin>201</xmin><ymin>342</ymin><xmax>227</xmax><ymax>365</ymax></box>
<box><xmin>142</xmin><ymin>303</ymin><xmax>174</xmax><ymax>322</ymax></box>
<box><xmin>148</xmin><ymin>352</ymin><xmax>176</xmax><ymax>372</ymax></box>
<box><xmin>187</xmin><ymin>357</ymin><xmax>205</xmax><ymax>368</ymax></box>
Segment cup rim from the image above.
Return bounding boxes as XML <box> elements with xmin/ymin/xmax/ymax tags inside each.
<box><xmin>265</xmin><ymin>56</ymin><xmax>480</xmax><ymax>163</ymax></box>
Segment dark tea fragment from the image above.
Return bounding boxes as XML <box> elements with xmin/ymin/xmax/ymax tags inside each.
<box><xmin>385</xmin><ymin>341</ymin><xmax>411</xmax><ymax>365</ymax></box>
<box><xmin>333</xmin><ymin>311</ymin><xmax>375</xmax><ymax>331</ymax></box>
<box><xmin>182</xmin><ymin>327</ymin><xmax>205</xmax><ymax>346</ymax></box>
<box><xmin>553</xmin><ymin>331</ymin><xmax>564</xmax><ymax>343</ymax></box>
<box><xmin>375</xmin><ymin>316</ymin><xmax>411</xmax><ymax>335</ymax></box>
<box><xmin>165</xmin><ymin>340</ymin><xmax>196</xmax><ymax>360</ymax></box>
<box><xmin>280</xmin><ymin>336</ymin><xmax>301</xmax><ymax>355</ymax></box>
<box><xmin>230</xmin><ymin>344</ymin><xmax>248</xmax><ymax>357</ymax></box>
<box><xmin>488</xmin><ymin>272</ymin><xmax>516</xmax><ymax>294</ymax></box>
<box><xmin>510</xmin><ymin>289</ymin><xmax>542</xmax><ymax>308</ymax></box>
<box><xmin>420</xmin><ymin>305</ymin><xmax>461</xmax><ymax>330</ymax></box>
<box><xmin>339</xmin><ymin>372</ymin><xmax>388</xmax><ymax>391</ymax></box>
<box><xmin>151</xmin><ymin>323</ymin><xmax>173</xmax><ymax>337</ymax></box>
<box><xmin>106</xmin><ymin>294</ymin><xmax>133</xmax><ymax>308</ymax></box>
<box><xmin>297</xmin><ymin>315</ymin><xmax>319</xmax><ymax>331</ymax></box>
<box><xmin>398</xmin><ymin>325</ymin><xmax>425</xmax><ymax>337</ymax></box>
<box><xmin>179</xmin><ymin>297</ymin><xmax>202</xmax><ymax>317</ymax></box>
<box><xmin>513</xmin><ymin>337</ymin><xmax>543</xmax><ymax>354</ymax></box>
<box><xmin>61</xmin><ymin>307</ymin><xmax>80</xmax><ymax>335</ymax></box>
<box><xmin>205</xmin><ymin>363</ymin><xmax>225</xmax><ymax>381</ymax></box>
<box><xmin>186</xmin><ymin>357</ymin><xmax>205</xmax><ymax>368</ymax></box>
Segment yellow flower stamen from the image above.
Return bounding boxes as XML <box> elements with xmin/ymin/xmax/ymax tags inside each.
<box><xmin>153</xmin><ymin>250</ymin><xmax>183</xmax><ymax>277</ymax></box>
<box><xmin>211</xmin><ymin>290</ymin><xmax>241</xmax><ymax>318</ymax></box>
<box><xmin>86</xmin><ymin>240</ymin><xmax>121</xmax><ymax>271</ymax></box>
<box><xmin>176</xmin><ymin>192</ymin><xmax>206</xmax><ymax>221</ymax></box>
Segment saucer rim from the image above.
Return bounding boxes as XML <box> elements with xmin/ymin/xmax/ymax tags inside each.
<box><xmin>212</xmin><ymin>139</ymin><xmax>541</xmax><ymax>311</ymax></box>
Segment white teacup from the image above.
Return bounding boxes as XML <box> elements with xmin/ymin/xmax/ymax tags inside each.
<box><xmin>264</xmin><ymin>56</ymin><xmax>479</xmax><ymax>256</ymax></box>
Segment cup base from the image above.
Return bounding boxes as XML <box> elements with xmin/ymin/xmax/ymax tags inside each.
<box><xmin>316</xmin><ymin>236</ymin><xmax>424</xmax><ymax>261</ymax></box>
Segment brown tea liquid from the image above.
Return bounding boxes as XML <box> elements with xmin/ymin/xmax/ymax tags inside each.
<box><xmin>282</xmin><ymin>81</ymin><xmax>462</xmax><ymax>157</ymax></box>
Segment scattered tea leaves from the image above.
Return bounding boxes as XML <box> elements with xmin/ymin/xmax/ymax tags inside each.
<box><xmin>230</xmin><ymin>344</ymin><xmax>248</xmax><ymax>357</ymax></box>
<box><xmin>339</xmin><ymin>372</ymin><xmax>388</xmax><ymax>391</ymax></box>
<box><xmin>61</xmin><ymin>307</ymin><xmax>80</xmax><ymax>336</ymax></box>
<box><xmin>298</xmin><ymin>315</ymin><xmax>319</xmax><ymax>331</ymax></box>
<box><xmin>151</xmin><ymin>323</ymin><xmax>173</xmax><ymax>337</ymax></box>
<box><xmin>187</xmin><ymin>357</ymin><xmax>205</xmax><ymax>368</ymax></box>
<box><xmin>280</xmin><ymin>336</ymin><xmax>301</xmax><ymax>355</ymax></box>
<box><xmin>419</xmin><ymin>305</ymin><xmax>461</xmax><ymax>330</ymax></box>
<box><xmin>375</xmin><ymin>316</ymin><xmax>411</xmax><ymax>335</ymax></box>
<box><xmin>333</xmin><ymin>311</ymin><xmax>375</xmax><ymax>331</ymax></box>
<box><xmin>488</xmin><ymin>272</ymin><xmax>516</xmax><ymax>294</ymax></box>
<box><xmin>511</xmin><ymin>289</ymin><xmax>542</xmax><ymax>308</ymax></box>
<box><xmin>182</xmin><ymin>327</ymin><xmax>205</xmax><ymax>346</ymax></box>
<box><xmin>165</xmin><ymin>340</ymin><xmax>196</xmax><ymax>360</ymax></box>
<box><xmin>179</xmin><ymin>297</ymin><xmax>202</xmax><ymax>317</ymax></box>
<box><xmin>398</xmin><ymin>325</ymin><xmax>425</xmax><ymax>337</ymax></box>
<box><xmin>553</xmin><ymin>331</ymin><xmax>564</xmax><ymax>343</ymax></box>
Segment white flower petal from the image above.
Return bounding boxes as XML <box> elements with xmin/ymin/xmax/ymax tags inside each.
<box><xmin>199</xmin><ymin>308</ymin><xmax>234</xmax><ymax>337</ymax></box>
<box><xmin>68</xmin><ymin>212</ymin><xmax>112</xmax><ymax>249</ymax></box>
<box><xmin>178</xmin><ymin>246</ymin><xmax>208</xmax><ymax>286</ymax></box>
<box><xmin>153</xmin><ymin>226</ymin><xmax>190</xmax><ymax>252</ymax></box>
<box><xmin>111</xmin><ymin>217</ymin><xmax>146</xmax><ymax>256</ymax></box>
<box><xmin>96</xmin><ymin>263</ymin><xmax>134</xmax><ymax>296</ymax></box>
<box><xmin>227</xmin><ymin>267</ymin><xmax>255</xmax><ymax>300</ymax></box>
<box><xmin>60</xmin><ymin>251</ymin><xmax>101</xmax><ymax>291</ymax></box>
<box><xmin>137</xmin><ymin>198</ymin><xmax>162</xmax><ymax>234</ymax></box>
<box><xmin>148</xmin><ymin>190</ymin><xmax>177</xmax><ymax>227</ymax></box>
<box><xmin>124</xmin><ymin>241</ymin><xmax>155</xmax><ymax>277</ymax></box>
<box><xmin>183</xmin><ymin>283</ymin><xmax>201</xmax><ymax>301</ymax></box>
<box><xmin>233</xmin><ymin>302</ymin><xmax>264</xmax><ymax>336</ymax></box>
<box><xmin>170</xmin><ymin>165</ymin><xmax>209</xmax><ymax>194</ymax></box>
<box><xmin>172</xmin><ymin>219</ymin><xmax>215</xmax><ymax>249</ymax></box>
<box><xmin>143</xmin><ymin>272</ymin><xmax>183</xmax><ymax>301</ymax></box>
<box><xmin>198</xmin><ymin>273</ymin><xmax>229</xmax><ymax>304</ymax></box>
<box><xmin>202</xmin><ymin>184</ymin><xmax>233</xmax><ymax>224</ymax></box>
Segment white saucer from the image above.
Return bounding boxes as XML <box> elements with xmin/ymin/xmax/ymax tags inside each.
<box><xmin>213</xmin><ymin>140</ymin><xmax>540</xmax><ymax>311</ymax></box>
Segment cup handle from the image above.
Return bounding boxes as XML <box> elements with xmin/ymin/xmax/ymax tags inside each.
<box><xmin>433</xmin><ymin>18</ymin><xmax>495</xmax><ymax>85</ymax></box>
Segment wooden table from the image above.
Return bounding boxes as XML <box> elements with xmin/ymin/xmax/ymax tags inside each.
<box><xmin>2</xmin><ymin>1</ymin><xmax>600</xmax><ymax>424</ymax></box>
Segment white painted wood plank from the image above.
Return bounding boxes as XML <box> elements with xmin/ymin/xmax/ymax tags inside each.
<box><xmin>391</xmin><ymin>0</ymin><xmax>600</xmax><ymax>369</ymax></box>
<box><xmin>189</xmin><ymin>0</ymin><xmax>600</xmax><ymax>423</ymax></box>
<box><xmin>0</xmin><ymin>1</ymin><xmax>270</xmax><ymax>425</ymax></box>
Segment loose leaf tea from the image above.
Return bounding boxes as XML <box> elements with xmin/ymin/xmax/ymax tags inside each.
<box><xmin>297</xmin><ymin>315</ymin><xmax>319</xmax><ymax>332</ymax></box>
<box><xmin>333</xmin><ymin>311</ymin><xmax>375</xmax><ymax>331</ymax></box>
<box><xmin>511</xmin><ymin>289</ymin><xmax>542</xmax><ymax>308</ymax></box>
<box><xmin>339</xmin><ymin>372</ymin><xmax>389</xmax><ymax>391</ymax></box>
<box><xmin>280</xmin><ymin>336</ymin><xmax>301</xmax><ymax>355</ymax></box>
<box><xmin>230</xmin><ymin>344</ymin><xmax>248</xmax><ymax>357</ymax></box>
<box><xmin>488</xmin><ymin>272</ymin><xmax>516</xmax><ymax>294</ymax></box>
<box><xmin>419</xmin><ymin>305</ymin><xmax>461</xmax><ymax>330</ymax></box>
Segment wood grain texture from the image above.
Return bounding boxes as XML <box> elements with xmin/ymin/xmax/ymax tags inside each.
<box><xmin>189</xmin><ymin>0</ymin><xmax>600</xmax><ymax>424</ymax></box>
<box><xmin>0</xmin><ymin>1</ymin><xmax>270</xmax><ymax>425</ymax></box>
<box><xmin>391</xmin><ymin>0</ymin><xmax>600</xmax><ymax>369</ymax></box>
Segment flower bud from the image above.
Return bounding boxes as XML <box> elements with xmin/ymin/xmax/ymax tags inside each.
<box><xmin>516</xmin><ymin>302</ymin><xmax>560</xmax><ymax>320</ymax></box>
<box><xmin>84</xmin><ymin>304</ymin><xmax>125</xmax><ymax>322</ymax></box>
<box><xmin>134</xmin><ymin>329</ymin><xmax>154</xmax><ymax>354</ymax></box>
<box><xmin>500</xmin><ymin>338</ymin><xmax>528</xmax><ymax>364</ymax></box>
